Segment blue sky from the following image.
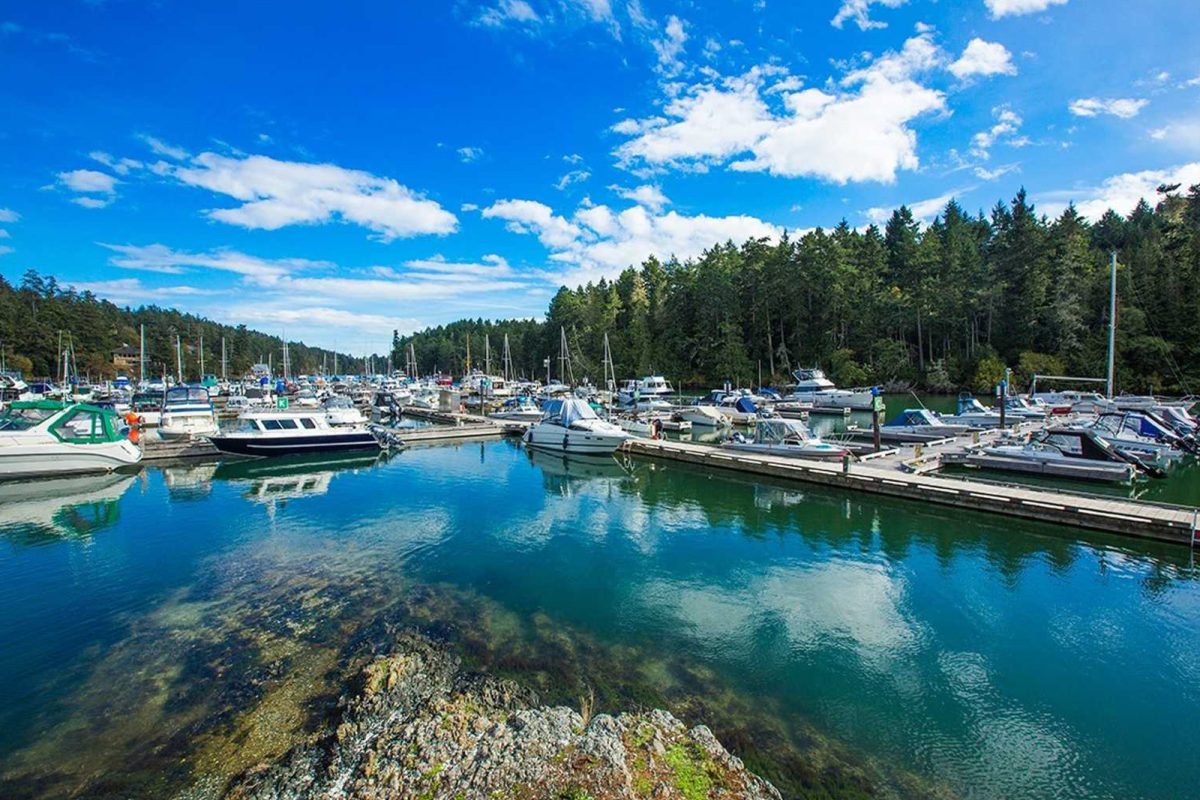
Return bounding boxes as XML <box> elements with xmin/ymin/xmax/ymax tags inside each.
<box><xmin>1</xmin><ymin>0</ymin><xmax>1198</xmax><ymax>354</ymax></box>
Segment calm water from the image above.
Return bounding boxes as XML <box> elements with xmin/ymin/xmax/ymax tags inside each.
<box><xmin>0</xmin><ymin>442</ymin><xmax>1198</xmax><ymax>799</ymax></box>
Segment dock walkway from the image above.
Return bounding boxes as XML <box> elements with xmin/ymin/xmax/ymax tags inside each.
<box><xmin>625</xmin><ymin>437</ymin><xmax>1198</xmax><ymax>545</ymax></box>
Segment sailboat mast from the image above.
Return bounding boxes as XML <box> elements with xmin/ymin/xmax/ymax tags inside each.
<box><xmin>484</xmin><ymin>334</ymin><xmax>491</xmax><ymax>376</ymax></box>
<box><xmin>175</xmin><ymin>335</ymin><xmax>183</xmax><ymax>383</ymax></box>
<box><xmin>221</xmin><ymin>337</ymin><xmax>227</xmax><ymax>380</ymax></box>
<box><xmin>139</xmin><ymin>324</ymin><xmax>145</xmax><ymax>384</ymax></box>
<box><xmin>1106</xmin><ymin>249</ymin><xmax>1117</xmax><ymax>400</ymax></box>
<box><xmin>199</xmin><ymin>335</ymin><xmax>205</xmax><ymax>376</ymax></box>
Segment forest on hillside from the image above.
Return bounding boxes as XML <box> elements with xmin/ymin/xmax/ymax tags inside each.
<box><xmin>0</xmin><ymin>271</ymin><xmax>361</xmax><ymax>380</ymax></box>
<box><xmin>393</xmin><ymin>186</ymin><xmax>1200</xmax><ymax>395</ymax></box>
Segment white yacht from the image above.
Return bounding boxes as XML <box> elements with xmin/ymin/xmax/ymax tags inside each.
<box><xmin>523</xmin><ymin>397</ymin><xmax>629</xmax><ymax>455</ymax></box>
<box><xmin>675</xmin><ymin>404</ymin><xmax>729</xmax><ymax>428</ymax></box>
<box><xmin>0</xmin><ymin>400</ymin><xmax>143</xmax><ymax>478</ymax></box>
<box><xmin>784</xmin><ymin>368</ymin><xmax>874</xmax><ymax>410</ymax></box>
<box><xmin>208</xmin><ymin>409</ymin><xmax>382</xmax><ymax>457</ymax></box>
<box><xmin>723</xmin><ymin>418</ymin><xmax>849</xmax><ymax>461</ymax></box>
<box><xmin>617</xmin><ymin>376</ymin><xmax>675</xmax><ymax>406</ymax></box>
<box><xmin>159</xmin><ymin>386</ymin><xmax>219</xmax><ymax>441</ymax></box>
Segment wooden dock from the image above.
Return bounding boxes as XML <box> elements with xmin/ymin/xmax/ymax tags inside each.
<box><xmin>624</xmin><ymin>437</ymin><xmax>1199</xmax><ymax>545</ymax></box>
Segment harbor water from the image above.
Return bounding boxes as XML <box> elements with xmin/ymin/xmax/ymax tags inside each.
<box><xmin>0</xmin><ymin>441</ymin><xmax>1197</xmax><ymax>798</ymax></box>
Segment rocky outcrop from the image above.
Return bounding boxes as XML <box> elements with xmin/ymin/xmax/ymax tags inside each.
<box><xmin>225</xmin><ymin>633</ymin><xmax>780</xmax><ymax>800</ymax></box>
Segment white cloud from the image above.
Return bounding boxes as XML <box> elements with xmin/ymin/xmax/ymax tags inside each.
<box><xmin>0</xmin><ymin>208</ymin><xmax>20</xmax><ymax>223</ymax></box>
<box><xmin>554</xmin><ymin>169</ymin><xmax>591</xmax><ymax>190</ymax></box>
<box><xmin>612</xmin><ymin>184</ymin><xmax>669</xmax><ymax>211</ymax></box>
<box><xmin>949</xmin><ymin>38</ymin><xmax>1016</xmax><ymax>80</ymax></box>
<box><xmin>474</xmin><ymin>0</ymin><xmax>540</xmax><ymax>29</ymax></box>
<box><xmin>64</xmin><ymin>278</ymin><xmax>216</xmax><ymax>304</ymax></box>
<box><xmin>971</xmin><ymin>106</ymin><xmax>1023</xmax><ymax>159</ymax></box>
<box><xmin>101</xmin><ymin>242</ymin><xmax>331</xmax><ymax>281</ymax></box>
<box><xmin>1149</xmin><ymin>118</ymin><xmax>1200</xmax><ymax>151</ymax></box>
<box><xmin>483</xmin><ymin>197</ymin><xmax>780</xmax><ymax>285</ymax></box>
<box><xmin>652</xmin><ymin>15</ymin><xmax>687</xmax><ymax>77</ymax></box>
<box><xmin>460</xmin><ymin>202</ymin><xmax>480</xmax><ymax>212</ymax></box>
<box><xmin>71</xmin><ymin>196</ymin><xmax>113</xmax><ymax>209</ymax></box>
<box><xmin>985</xmin><ymin>0</ymin><xmax>1068</xmax><ymax>18</ymax></box>
<box><xmin>0</xmin><ymin>229</ymin><xmax>9</xmax><ymax>239</ymax></box>
<box><xmin>832</xmin><ymin>0</ymin><xmax>906</xmax><ymax>31</ymax></box>
<box><xmin>0</xmin><ymin>246</ymin><xmax>12</xmax><ymax>257</ymax></box>
<box><xmin>865</xmin><ymin>188</ymin><xmax>961</xmax><ymax>226</ymax></box>
<box><xmin>58</xmin><ymin>168</ymin><xmax>118</xmax><ymax>194</ymax></box>
<box><xmin>137</xmin><ymin>134</ymin><xmax>189</xmax><ymax>160</ymax></box>
<box><xmin>1040</xmin><ymin>162</ymin><xmax>1200</xmax><ymax>221</ymax></box>
<box><xmin>1068</xmin><ymin>97</ymin><xmax>1148</xmax><ymax>119</ymax></box>
<box><xmin>89</xmin><ymin>151</ymin><xmax>143</xmax><ymax>175</ymax></box>
<box><xmin>974</xmin><ymin>163</ymin><xmax>1020</xmax><ymax>181</ymax></box>
<box><xmin>614</xmin><ymin>33</ymin><xmax>946</xmax><ymax>184</ymax></box>
<box><xmin>457</xmin><ymin>146</ymin><xmax>484</xmax><ymax>163</ymax></box>
<box><xmin>156</xmin><ymin>151</ymin><xmax>458</xmax><ymax>240</ymax></box>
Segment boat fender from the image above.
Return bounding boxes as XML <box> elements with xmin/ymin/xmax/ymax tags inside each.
<box><xmin>562</xmin><ymin>433</ymin><xmax>569</xmax><ymax>450</ymax></box>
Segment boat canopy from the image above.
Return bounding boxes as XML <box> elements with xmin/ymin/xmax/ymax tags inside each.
<box><xmin>956</xmin><ymin>393</ymin><xmax>991</xmax><ymax>414</ymax></box>
<box><xmin>887</xmin><ymin>408</ymin><xmax>942</xmax><ymax>427</ymax></box>
<box><xmin>166</xmin><ymin>386</ymin><xmax>211</xmax><ymax>404</ymax></box>
<box><xmin>754</xmin><ymin>417</ymin><xmax>814</xmax><ymax>443</ymax></box>
<box><xmin>542</xmin><ymin>397</ymin><xmax>598</xmax><ymax>426</ymax></box>
<box><xmin>734</xmin><ymin>396</ymin><xmax>758</xmax><ymax>414</ymax></box>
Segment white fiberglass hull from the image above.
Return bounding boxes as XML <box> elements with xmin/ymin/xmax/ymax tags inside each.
<box><xmin>524</xmin><ymin>422</ymin><xmax>629</xmax><ymax>455</ymax></box>
<box><xmin>677</xmin><ymin>406</ymin><xmax>728</xmax><ymax>427</ymax></box>
<box><xmin>0</xmin><ymin>440</ymin><xmax>143</xmax><ymax>479</ymax></box>
<box><xmin>159</xmin><ymin>411</ymin><xmax>219</xmax><ymax>440</ymax></box>
<box><xmin>488</xmin><ymin>409</ymin><xmax>544</xmax><ymax>423</ymax></box>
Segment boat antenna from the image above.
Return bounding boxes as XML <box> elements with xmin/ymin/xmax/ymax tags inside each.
<box><xmin>909</xmin><ymin>389</ymin><xmax>928</xmax><ymax>410</ymax></box>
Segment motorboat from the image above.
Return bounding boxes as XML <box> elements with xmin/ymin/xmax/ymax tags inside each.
<box><xmin>1030</xmin><ymin>390</ymin><xmax>1109</xmax><ymax>414</ymax></box>
<box><xmin>159</xmin><ymin>385</ymin><xmax>219</xmax><ymax>441</ymax></box>
<box><xmin>0</xmin><ymin>372</ymin><xmax>32</xmax><ymax>409</ymax></box>
<box><xmin>324</xmin><ymin>395</ymin><xmax>367</xmax><ymax>426</ymax></box>
<box><xmin>970</xmin><ymin>428</ymin><xmax>1152</xmax><ymax>481</ymax></box>
<box><xmin>617</xmin><ymin>375</ymin><xmax>675</xmax><ymax>406</ymax></box>
<box><xmin>1001</xmin><ymin>396</ymin><xmax>1049</xmax><ymax>419</ymax></box>
<box><xmin>523</xmin><ymin>397</ymin><xmax>629</xmax><ymax>455</ymax></box>
<box><xmin>1153</xmin><ymin>404</ymin><xmax>1198</xmax><ymax>437</ymax></box>
<box><xmin>784</xmin><ymin>367</ymin><xmax>874</xmax><ymax>410</ymax></box>
<box><xmin>208</xmin><ymin>409</ymin><xmax>383</xmax><ymax>457</ymax></box>
<box><xmin>294</xmin><ymin>389</ymin><xmax>321</xmax><ymax>408</ymax></box>
<box><xmin>708</xmin><ymin>392</ymin><xmax>764</xmax><ymax>425</ymax></box>
<box><xmin>675</xmin><ymin>404</ymin><xmax>729</xmax><ymax>428</ymax></box>
<box><xmin>1076</xmin><ymin>412</ymin><xmax>1191</xmax><ymax>460</ymax></box>
<box><xmin>723</xmin><ymin>417</ymin><xmax>849</xmax><ymax>461</ymax></box>
<box><xmin>488</xmin><ymin>395</ymin><xmax>543</xmax><ymax>423</ymax></box>
<box><xmin>0</xmin><ymin>400</ymin><xmax>143</xmax><ymax>479</ymax></box>
<box><xmin>942</xmin><ymin>394</ymin><xmax>1008</xmax><ymax>428</ymax></box>
<box><xmin>883</xmin><ymin>408</ymin><xmax>974</xmax><ymax>435</ymax></box>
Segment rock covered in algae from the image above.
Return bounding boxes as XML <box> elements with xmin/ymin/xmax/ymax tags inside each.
<box><xmin>225</xmin><ymin>632</ymin><xmax>780</xmax><ymax>800</ymax></box>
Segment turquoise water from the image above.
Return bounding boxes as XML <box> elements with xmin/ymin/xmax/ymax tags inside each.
<box><xmin>0</xmin><ymin>442</ymin><xmax>1197</xmax><ymax>798</ymax></box>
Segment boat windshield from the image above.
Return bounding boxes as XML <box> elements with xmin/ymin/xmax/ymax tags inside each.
<box><xmin>166</xmin><ymin>386</ymin><xmax>210</xmax><ymax>404</ymax></box>
<box><xmin>756</xmin><ymin>418</ymin><xmax>812</xmax><ymax>444</ymax></box>
<box><xmin>0</xmin><ymin>405</ymin><xmax>61</xmax><ymax>431</ymax></box>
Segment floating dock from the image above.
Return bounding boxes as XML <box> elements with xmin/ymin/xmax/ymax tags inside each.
<box><xmin>940</xmin><ymin>451</ymin><xmax>1136</xmax><ymax>483</ymax></box>
<box><xmin>624</xmin><ymin>437</ymin><xmax>1198</xmax><ymax>545</ymax></box>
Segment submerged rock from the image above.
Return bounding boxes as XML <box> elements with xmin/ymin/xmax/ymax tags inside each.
<box><xmin>225</xmin><ymin>632</ymin><xmax>780</xmax><ymax>800</ymax></box>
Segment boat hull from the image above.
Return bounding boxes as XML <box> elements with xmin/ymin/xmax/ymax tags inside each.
<box><xmin>0</xmin><ymin>441</ymin><xmax>143</xmax><ymax>479</ymax></box>
<box><xmin>723</xmin><ymin>442</ymin><xmax>848</xmax><ymax>461</ymax></box>
<box><xmin>523</xmin><ymin>425</ymin><xmax>628</xmax><ymax>455</ymax></box>
<box><xmin>208</xmin><ymin>431</ymin><xmax>382</xmax><ymax>457</ymax></box>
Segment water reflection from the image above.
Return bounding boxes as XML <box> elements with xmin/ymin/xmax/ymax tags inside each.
<box><xmin>162</xmin><ymin>462</ymin><xmax>218</xmax><ymax>500</ymax></box>
<box><xmin>0</xmin><ymin>473</ymin><xmax>136</xmax><ymax>541</ymax></box>
<box><xmin>212</xmin><ymin>452</ymin><xmax>388</xmax><ymax>510</ymax></box>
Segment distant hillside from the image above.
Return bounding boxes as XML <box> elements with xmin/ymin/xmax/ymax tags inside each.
<box><xmin>0</xmin><ymin>270</ymin><xmax>365</xmax><ymax>380</ymax></box>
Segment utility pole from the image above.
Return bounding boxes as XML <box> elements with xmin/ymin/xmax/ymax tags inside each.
<box><xmin>1106</xmin><ymin>250</ymin><xmax>1118</xmax><ymax>400</ymax></box>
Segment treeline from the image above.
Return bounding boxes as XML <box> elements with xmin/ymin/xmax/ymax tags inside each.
<box><xmin>0</xmin><ymin>271</ymin><xmax>362</xmax><ymax>380</ymax></box>
<box><xmin>393</xmin><ymin>186</ymin><xmax>1200</xmax><ymax>394</ymax></box>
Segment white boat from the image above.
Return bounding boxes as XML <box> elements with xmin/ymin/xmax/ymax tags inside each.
<box><xmin>784</xmin><ymin>368</ymin><xmax>874</xmax><ymax>410</ymax></box>
<box><xmin>0</xmin><ymin>373</ymin><xmax>32</xmax><ymax>410</ymax></box>
<box><xmin>208</xmin><ymin>409</ymin><xmax>382</xmax><ymax>457</ymax></box>
<box><xmin>523</xmin><ymin>397</ymin><xmax>629</xmax><ymax>455</ymax></box>
<box><xmin>488</xmin><ymin>396</ymin><xmax>543</xmax><ymax>423</ymax></box>
<box><xmin>129</xmin><ymin>390</ymin><xmax>163</xmax><ymax>426</ymax></box>
<box><xmin>159</xmin><ymin>386</ymin><xmax>219</xmax><ymax>441</ymax></box>
<box><xmin>617</xmin><ymin>375</ymin><xmax>675</xmax><ymax>406</ymax></box>
<box><xmin>1031</xmin><ymin>390</ymin><xmax>1109</xmax><ymax>414</ymax></box>
<box><xmin>942</xmin><ymin>394</ymin><xmax>1008</xmax><ymax>428</ymax></box>
<box><xmin>323</xmin><ymin>395</ymin><xmax>367</xmax><ymax>427</ymax></box>
<box><xmin>0</xmin><ymin>400</ymin><xmax>143</xmax><ymax>479</ymax></box>
<box><xmin>1075</xmin><ymin>412</ymin><xmax>1187</xmax><ymax>461</ymax></box>
<box><xmin>675</xmin><ymin>404</ymin><xmax>730</xmax><ymax>428</ymax></box>
<box><xmin>698</xmin><ymin>391</ymin><xmax>764</xmax><ymax>425</ymax></box>
<box><xmin>883</xmin><ymin>408</ymin><xmax>974</xmax><ymax>435</ymax></box>
<box><xmin>294</xmin><ymin>389</ymin><xmax>321</xmax><ymax>408</ymax></box>
<box><xmin>723</xmin><ymin>418</ymin><xmax>849</xmax><ymax>461</ymax></box>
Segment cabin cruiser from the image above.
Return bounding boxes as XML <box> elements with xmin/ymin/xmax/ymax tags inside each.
<box><xmin>999</xmin><ymin>396</ymin><xmax>1048</xmax><ymax>420</ymax></box>
<box><xmin>723</xmin><ymin>418</ymin><xmax>849</xmax><ymax>461</ymax></box>
<box><xmin>0</xmin><ymin>373</ymin><xmax>32</xmax><ymax>409</ymax></box>
<box><xmin>294</xmin><ymin>389</ymin><xmax>321</xmax><ymax>408</ymax></box>
<box><xmin>784</xmin><ymin>368</ymin><xmax>874</xmax><ymax>410</ymax></box>
<box><xmin>1153</xmin><ymin>404</ymin><xmax>1198</xmax><ymax>437</ymax></box>
<box><xmin>696</xmin><ymin>391</ymin><xmax>765</xmax><ymax>425</ymax></box>
<box><xmin>617</xmin><ymin>376</ymin><xmax>675</xmax><ymax>406</ymax></box>
<box><xmin>488</xmin><ymin>395</ymin><xmax>544</xmax><ymax>423</ymax></box>
<box><xmin>1030</xmin><ymin>390</ymin><xmax>1109</xmax><ymax>414</ymax></box>
<box><xmin>0</xmin><ymin>400</ymin><xmax>143</xmax><ymax>478</ymax></box>
<box><xmin>523</xmin><ymin>397</ymin><xmax>629</xmax><ymax>455</ymax></box>
<box><xmin>323</xmin><ymin>395</ymin><xmax>367</xmax><ymax>427</ymax></box>
<box><xmin>159</xmin><ymin>386</ymin><xmax>219</xmax><ymax>441</ymax></box>
<box><xmin>208</xmin><ymin>409</ymin><xmax>383</xmax><ymax>457</ymax></box>
<box><xmin>675</xmin><ymin>403</ymin><xmax>729</xmax><ymax>428</ymax></box>
<box><xmin>883</xmin><ymin>408</ymin><xmax>975</xmax><ymax>435</ymax></box>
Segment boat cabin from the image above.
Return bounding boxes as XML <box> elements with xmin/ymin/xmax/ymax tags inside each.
<box><xmin>886</xmin><ymin>408</ymin><xmax>945</xmax><ymax>428</ymax></box>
